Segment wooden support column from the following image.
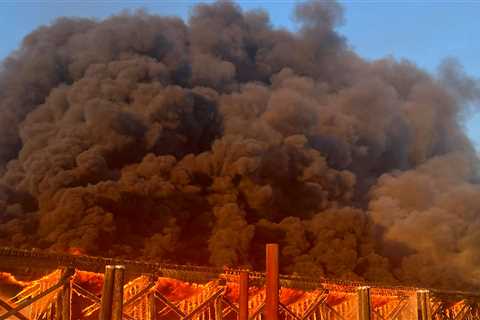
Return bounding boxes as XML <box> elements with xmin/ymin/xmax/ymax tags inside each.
<box><xmin>99</xmin><ymin>265</ymin><xmax>115</xmax><ymax>320</ymax></box>
<box><xmin>54</xmin><ymin>293</ymin><xmax>62</xmax><ymax>320</ymax></box>
<box><xmin>357</xmin><ymin>286</ymin><xmax>371</xmax><ymax>320</ymax></box>
<box><xmin>265</xmin><ymin>244</ymin><xmax>279</xmax><ymax>320</ymax></box>
<box><xmin>239</xmin><ymin>271</ymin><xmax>249</xmax><ymax>320</ymax></box>
<box><xmin>60</xmin><ymin>280</ymin><xmax>71</xmax><ymax>320</ymax></box>
<box><xmin>111</xmin><ymin>265</ymin><xmax>125</xmax><ymax>320</ymax></box>
<box><xmin>214</xmin><ymin>297</ymin><xmax>223</xmax><ymax>320</ymax></box>
<box><xmin>417</xmin><ymin>290</ymin><xmax>431</xmax><ymax>320</ymax></box>
<box><xmin>147</xmin><ymin>292</ymin><xmax>156</xmax><ymax>320</ymax></box>
<box><xmin>0</xmin><ymin>269</ymin><xmax>73</xmax><ymax>320</ymax></box>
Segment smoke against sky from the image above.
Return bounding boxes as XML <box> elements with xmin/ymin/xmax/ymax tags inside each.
<box><xmin>1</xmin><ymin>1</ymin><xmax>479</xmax><ymax>147</ymax></box>
<box><xmin>0</xmin><ymin>0</ymin><xmax>480</xmax><ymax>290</ymax></box>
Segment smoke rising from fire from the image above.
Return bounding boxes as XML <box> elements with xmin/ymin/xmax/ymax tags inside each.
<box><xmin>0</xmin><ymin>0</ymin><xmax>479</xmax><ymax>290</ymax></box>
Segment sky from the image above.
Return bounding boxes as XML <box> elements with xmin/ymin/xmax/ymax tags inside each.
<box><xmin>0</xmin><ymin>0</ymin><xmax>479</xmax><ymax>148</ymax></box>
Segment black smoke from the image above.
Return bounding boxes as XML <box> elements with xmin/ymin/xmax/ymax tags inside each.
<box><xmin>0</xmin><ymin>1</ymin><xmax>479</xmax><ymax>290</ymax></box>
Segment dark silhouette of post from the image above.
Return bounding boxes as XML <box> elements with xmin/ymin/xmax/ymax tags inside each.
<box><xmin>357</xmin><ymin>286</ymin><xmax>371</xmax><ymax>320</ymax></box>
<box><xmin>147</xmin><ymin>292</ymin><xmax>156</xmax><ymax>320</ymax></box>
<box><xmin>265</xmin><ymin>244</ymin><xmax>279</xmax><ymax>320</ymax></box>
<box><xmin>61</xmin><ymin>280</ymin><xmax>71</xmax><ymax>320</ymax></box>
<box><xmin>99</xmin><ymin>266</ymin><xmax>115</xmax><ymax>320</ymax></box>
<box><xmin>239</xmin><ymin>271</ymin><xmax>249</xmax><ymax>320</ymax></box>
<box><xmin>417</xmin><ymin>290</ymin><xmax>431</xmax><ymax>320</ymax></box>
<box><xmin>111</xmin><ymin>265</ymin><xmax>125</xmax><ymax>320</ymax></box>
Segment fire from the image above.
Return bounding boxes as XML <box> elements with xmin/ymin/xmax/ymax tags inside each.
<box><xmin>68</xmin><ymin>247</ymin><xmax>85</xmax><ymax>256</ymax></box>
<box><xmin>280</xmin><ymin>288</ymin><xmax>305</xmax><ymax>305</ymax></box>
<box><xmin>73</xmin><ymin>271</ymin><xmax>104</xmax><ymax>294</ymax></box>
<box><xmin>326</xmin><ymin>291</ymin><xmax>348</xmax><ymax>306</ymax></box>
<box><xmin>155</xmin><ymin>278</ymin><xmax>204</xmax><ymax>301</ymax></box>
<box><xmin>224</xmin><ymin>283</ymin><xmax>261</xmax><ymax>302</ymax></box>
<box><xmin>0</xmin><ymin>272</ymin><xmax>31</xmax><ymax>287</ymax></box>
<box><xmin>371</xmin><ymin>295</ymin><xmax>396</xmax><ymax>309</ymax></box>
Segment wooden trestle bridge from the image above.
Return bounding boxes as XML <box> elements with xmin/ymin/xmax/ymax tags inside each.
<box><xmin>0</xmin><ymin>244</ymin><xmax>479</xmax><ymax>320</ymax></box>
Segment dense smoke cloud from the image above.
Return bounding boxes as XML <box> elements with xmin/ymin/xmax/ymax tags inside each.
<box><xmin>0</xmin><ymin>0</ymin><xmax>479</xmax><ymax>290</ymax></box>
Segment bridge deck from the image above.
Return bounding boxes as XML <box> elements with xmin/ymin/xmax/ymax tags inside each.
<box><xmin>0</xmin><ymin>247</ymin><xmax>478</xmax><ymax>300</ymax></box>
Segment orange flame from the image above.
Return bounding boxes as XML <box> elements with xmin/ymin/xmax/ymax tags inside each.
<box><xmin>224</xmin><ymin>283</ymin><xmax>261</xmax><ymax>303</ymax></box>
<box><xmin>326</xmin><ymin>291</ymin><xmax>349</xmax><ymax>306</ymax></box>
<box><xmin>68</xmin><ymin>247</ymin><xmax>85</xmax><ymax>256</ymax></box>
<box><xmin>74</xmin><ymin>271</ymin><xmax>104</xmax><ymax>294</ymax></box>
<box><xmin>371</xmin><ymin>295</ymin><xmax>397</xmax><ymax>309</ymax></box>
<box><xmin>155</xmin><ymin>278</ymin><xmax>204</xmax><ymax>301</ymax></box>
<box><xmin>0</xmin><ymin>272</ymin><xmax>31</xmax><ymax>287</ymax></box>
<box><xmin>280</xmin><ymin>288</ymin><xmax>305</xmax><ymax>305</ymax></box>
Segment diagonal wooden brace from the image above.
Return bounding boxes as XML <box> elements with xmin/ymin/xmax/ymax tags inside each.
<box><xmin>249</xmin><ymin>302</ymin><xmax>265</xmax><ymax>320</ymax></box>
<box><xmin>301</xmin><ymin>290</ymin><xmax>328</xmax><ymax>320</ymax></box>
<box><xmin>0</xmin><ymin>268</ymin><xmax>74</xmax><ymax>320</ymax></box>
<box><xmin>154</xmin><ymin>292</ymin><xmax>186</xmax><ymax>318</ymax></box>
<box><xmin>123</xmin><ymin>280</ymin><xmax>156</xmax><ymax>308</ymax></box>
<box><xmin>0</xmin><ymin>297</ymin><xmax>29</xmax><ymax>320</ymax></box>
<box><xmin>219</xmin><ymin>296</ymin><xmax>239</xmax><ymax>315</ymax></box>
<box><xmin>279</xmin><ymin>303</ymin><xmax>302</xmax><ymax>320</ymax></box>
<box><xmin>183</xmin><ymin>289</ymin><xmax>224</xmax><ymax>320</ymax></box>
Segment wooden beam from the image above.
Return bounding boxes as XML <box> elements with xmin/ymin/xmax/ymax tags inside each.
<box><xmin>417</xmin><ymin>290</ymin><xmax>432</xmax><ymax>320</ymax></box>
<box><xmin>220</xmin><ymin>296</ymin><xmax>238</xmax><ymax>314</ymax></box>
<box><xmin>154</xmin><ymin>292</ymin><xmax>186</xmax><ymax>318</ymax></box>
<box><xmin>357</xmin><ymin>286</ymin><xmax>371</xmax><ymax>320</ymax></box>
<box><xmin>55</xmin><ymin>293</ymin><xmax>62</xmax><ymax>320</ymax></box>
<box><xmin>239</xmin><ymin>271</ymin><xmax>249</xmax><ymax>320</ymax></box>
<box><xmin>61</xmin><ymin>280</ymin><xmax>71</xmax><ymax>320</ymax></box>
<box><xmin>279</xmin><ymin>303</ymin><xmax>302</xmax><ymax>320</ymax></box>
<box><xmin>0</xmin><ymin>297</ymin><xmax>29</xmax><ymax>320</ymax></box>
<box><xmin>248</xmin><ymin>303</ymin><xmax>265</xmax><ymax>320</ymax></box>
<box><xmin>184</xmin><ymin>289</ymin><xmax>224</xmax><ymax>320</ymax></box>
<box><xmin>123</xmin><ymin>280</ymin><xmax>156</xmax><ymax>308</ymax></box>
<box><xmin>73</xmin><ymin>283</ymin><xmax>101</xmax><ymax>303</ymax></box>
<box><xmin>0</xmin><ymin>270</ymin><xmax>73</xmax><ymax>320</ymax></box>
<box><xmin>99</xmin><ymin>265</ymin><xmax>115</xmax><ymax>320</ymax></box>
<box><xmin>265</xmin><ymin>244</ymin><xmax>279</xmax><ymax>320</ymax></box>
<box><xmin>384</xmin><ymin>298</ymin><xmax>408</xmax><ymax>320</ymax></box>
<box><xmin>147</xmin><ymin>293</ymin><xmax>156</xmax><ymax>320</ymax></box>
<box><xmin>321</xmin><ymin>303</ymin><xmax>347</xmax><ymax>320</ymax></box>
<box><xmin>302</xmin><ymin>291</ymin><xmax>328</xmax><ymax>320</ymax></box>
<box><xmin>214</xmin><ymin>297</ymin><xmax>223</xmax><ymax>320</ymax></box>
<box><xmin>111</xmin><ymin>265</ymin><xmax>125</xmax><ymax>320</ymax></box>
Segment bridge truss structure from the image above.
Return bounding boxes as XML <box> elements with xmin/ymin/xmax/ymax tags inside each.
<box><xmin>0</xmin><ymin>246</ymin><xmax>478</xmax><ymax>320</ymax></box>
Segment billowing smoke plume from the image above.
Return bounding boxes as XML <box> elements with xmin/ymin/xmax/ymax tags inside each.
<box><xmin>0</xmin><ymin>0</ymin><xmax>479</xmax><ymax>290</ymax></box>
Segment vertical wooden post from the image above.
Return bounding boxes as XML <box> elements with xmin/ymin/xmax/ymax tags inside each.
<box><xmin>147</xmin><ymin>292</ymin><xmax>156</xmax><ymax>320</ymax></box>
<box><xmin>357</xmin><ymin>286</ymin><xmax>371</xmax><ymax>320</ymax></box>
<box><xmin>61</xmin><ymin>268</ymin><xmax>72</xmax><ymax>320</ymax></box>
<box><xmin>55</xmin><ymin>293</ymin><xmax>62</xmax><ymax>320</ymax></box>
<box><xmin>214</xmin><ymin>297</ymin><xmax>223</xmax><ymax>320</ymax></box>
<box><xmin>56</xmin><ymin>268</ymin><xmax>72</xmax><ymax>320</ymax></box>
<box><xmin>48</xmin><ymin>303</ymin><xmax>53</xmax><ymax>320</ymax></box>
<box><xmin>111</xmin><ymin>265</ymin><xmax>125</xmax><ymax>320</ymax></box>
<box><xmin>417</xmin><ymin>290</ymin><xmax>431</xmax><ymax>320</ymax></box>
<box><xmin>265</xmin><ymin>244</ymin><xmax>279</xmax><ymax>320</ymax></box>
<box><xmin>239</xmin><ymin>271</ymin><xmax>249</xmax><ymax>320</ymax></box>
<box><xmin>61</xmin><ymin>281</ymin><xmax>71</xmax><ymax>320</ymax></box>
<box><xmin>99</xmin><ymin>265</ymin><xmax>115</xmax><ymax>320</ymax></box>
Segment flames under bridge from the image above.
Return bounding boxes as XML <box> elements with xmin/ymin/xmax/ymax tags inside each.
<box><xmin>0</xmin><ymin>245</ymin><xmax>478</xmax><ymax>320</ymax></box>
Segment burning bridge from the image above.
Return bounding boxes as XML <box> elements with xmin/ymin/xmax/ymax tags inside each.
<box><xmin>0</xmin><ymin>245</ymin><xmax>479</xmax><ymax>320</ymax></box>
